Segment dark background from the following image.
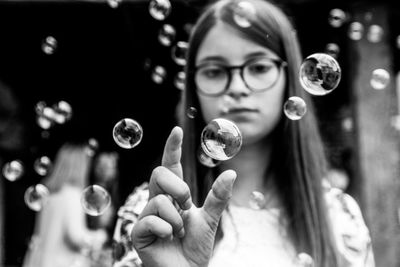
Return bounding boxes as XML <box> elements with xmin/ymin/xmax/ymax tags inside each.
<box><xmin>0</xmin><ymin>0</ymin><xmax>398</xmax><ymax>265</ymax></box>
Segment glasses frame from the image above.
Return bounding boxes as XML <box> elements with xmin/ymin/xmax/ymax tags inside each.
<box><xmin>194</xmin><ymin>57</ymin><xmax>287</xmax><ymax>97</ymax></box>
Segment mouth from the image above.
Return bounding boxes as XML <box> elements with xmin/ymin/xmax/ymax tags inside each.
<box><xmin>222</xmin><ymin>107</ymin><xmax>259</xmax><ymax>115</ymax></box>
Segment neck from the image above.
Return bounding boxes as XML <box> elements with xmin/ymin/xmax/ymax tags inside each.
<box><xmin>220</xmin><ymin>138</ymin><xmax>276</xmax><ymax>208</ymax></box>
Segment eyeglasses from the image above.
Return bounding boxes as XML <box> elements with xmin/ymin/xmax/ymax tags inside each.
<box><xmin>195</xmin><ymin>57</ymin><xmax>287</xmax><ymax>97</ymax></box>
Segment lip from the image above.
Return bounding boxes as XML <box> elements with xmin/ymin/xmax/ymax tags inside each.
<box><xmin>222</xmin><ymin>107</ymin><xmax>259</xmax><ymax>115</ymax></box>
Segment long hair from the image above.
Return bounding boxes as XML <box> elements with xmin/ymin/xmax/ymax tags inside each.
<box><xmin>42</xmin><ymin>143</ymin><xmax>91</xmax><ymax>193</ymax></box>
<box><xmin>179</xmin><ymin>0</ymin><xmax>338</xmax><ymax>266</ymax></box>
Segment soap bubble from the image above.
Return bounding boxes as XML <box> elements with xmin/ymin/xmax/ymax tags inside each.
<box><xmin>174</xmin><ymin>71</ymin><xmax>186</xmax><ymax>91</ymax></box>
<box><xmin>52</xmin><ymin>100</ymin><xmax>73</xmax><ymax>124</ymax></box>
<box><xmin>158</xmin><ymin>24</ymin><xmax>176</xmax><ymax>47</ymax></box>
<box><xmin>151</xmin><ymin>65</ymin><xmax>167</xmax><ymax>84</ymax></box>
<box><xmin>299</xmin><ymin>53</ymin><xmax>341</xmax><ymax>96</ymax></box>
<box><xmin>86</xmin><ymin>138</ymin><xmax>99</xmax><ymax>157</ymax></box>
<box><xmin>2</xmin><ymin>160</ymin><xmax>24</xmax><ymax>182</ymax></box>
<box><xmin>367</xmin><ymin>24</ymin><xmax>384</xmax><ymax>43</ymax></box>
<box><xmin>328</xmin><ymin>9</ymin><xmax>347</xmax><ymax>28</ymax></box>
<box><xmin>186</xmin><ymin>107</ymin><xmax>197</xmax><ymax>119</ymax></box>
<box><xmin>24</xmin><ymin>184</ymin><xmax>50</xmax><ymax>212</ymax></box>
<box><xmin>283</xmin><ymin>96</ymin><xmax>307</xmax><ymax>120</ymax></box>
<box><xmin>201</xmin><ymin>118</ymin><xmax>242</xmax><ymax>161</ymax></box>
<box><xmin>171</xmin><ymin>41</ymin><xmax>188</xmax><ymax>66</ymax></box>
<box><xmin>249</xmin><ymin>191</ymin><xmax>265</xmax><ymax>210</ymax></box>
<box><xmin>41</xmin><ymin>36</ymin><xmax>58</xmax><ymax>55</ymax></box>
<box><xmin>232</xmin><ymin>1</ymin><xmax>257</xmax><ymax>28</ymax></box>
<box><xmin>149</xmin><ymin>0</ymin><xmax>171</xmax><ymax>21</ymax></box>
<box><xmin>197</xmin><ymin>147</ymin><xmax>220</xmax><ymax>168</ymax></box>
<box><xmin>81</xmin><ymin>185</ymin><xmax>111</xmax><ymax>216</ymax></box>
<box><xmin>113</xmin><ymin>118</ymin><xmax>143</xmax><ymax>149</ymax></box>
<box><xmin>107</xmin><ymin>0</ymin><xmax>122</xmax><ymax>8</ymax></box>
<box><xmin>370</xmin><ymin>69</ymin><xmax>390</xmax><ymax>90</ymax></box>
<box><xmin>325</xmin><ymin>43</ymin><xmax>340</xmax><ymax>59</ymax></box>
<box><xmin>348</xmin><ymin>22</ymin><xmax>364</xmax><ymax>41</ymax></box>
<box><xmin>296</xmin><ymin>252</ymin><xmax>314</xmax><ymax>267</ymax></box>
<box><xmin>34</xmin><ymin>156</ymin><xmax>52</xmax><ymax>176</ymax></box>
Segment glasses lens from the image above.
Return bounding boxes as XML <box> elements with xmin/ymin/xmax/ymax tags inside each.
<box><xmin>195</xmin><ymin>65</ymin><xmax>227</xmax><ymax>95</ymax></box>
<box><xmin>243</xmin><ymin>58</ymin><xmax>280</xmax><ymax>91</ymax></box>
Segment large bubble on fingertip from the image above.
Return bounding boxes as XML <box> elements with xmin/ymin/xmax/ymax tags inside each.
<box><xmin>197</xmin><ymin>147</ymin><xmax>221</xmax><ymax>168</ymax></box>
<box><xmin>24</xmin><ymin>184</ymin><xmax>50</xmax><ymax>211</ymax></box>
<box><xmin>81</xmin><ymin>185</ymin><xmax>111</xmax><ymax>216</ymax></box>
<box><xmin>283</xmin><ymin>96</ymin><xmax>307</xmax><ymax>120</ymax></box>
<box><xmin>299</xmin><ymin>53</ymin><xmax>341</xmax><ymax>96</ymax></box>
<box><xmin>149</xmin><ymin>0</ymin><xmax>171</xmax><ymax>21</ymax></box>
<box><xmin>113</xmin><ymin>118</ymin><xmax>143</xmax><ymax>149</ymax></box>
<box><xmin>2</xmin><ymin>160</ymin><xmax>24</xmax><ymax>182</ymax></box>
<box><xmin>233</xmin><ymin>1</ymin><xmax>256</xmax><ymax>28</ymax></box>
<box><xmin>201</xmin><ymin>118</ymin><xmax>242</xmax><ymax>161</ymax></box>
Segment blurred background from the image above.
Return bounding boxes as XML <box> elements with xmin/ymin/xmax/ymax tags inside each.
<box><xmin>0</xmin><ymin>0</ymin><xmax>399</xmax><ymax>266</ymax></box>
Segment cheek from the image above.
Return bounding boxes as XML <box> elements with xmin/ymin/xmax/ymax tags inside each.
<box><xmin>198</xmin><ymin>95</ymin><xmax>220</xmax><ymax>123</ymax></box>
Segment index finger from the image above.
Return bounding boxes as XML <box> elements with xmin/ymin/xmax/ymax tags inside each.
<box><xmin>161</xmin><ymin>126</ymin><xmax>183</xmax><ymax>179</ymax></box>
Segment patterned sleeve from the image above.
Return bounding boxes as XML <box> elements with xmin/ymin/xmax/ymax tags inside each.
<box><xmin>112</xmin><ymin>182</ymin><xmax>149</xmax><ymax>267</ymax></box>
<box><xmin>325</xmin><ymin>187</ymin><xmax>375</xmax><ymax>267</ymax></box>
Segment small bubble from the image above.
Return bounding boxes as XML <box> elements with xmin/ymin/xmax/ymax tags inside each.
<box><xmin>113</xmin><ymin>118</ymin><xmax>143</xmax><ymax>149</ymax></box>
<box><xmin>249</xmin><ymin>191</ymin><xmax>265</xmax><ymax>210</ymax></box>
<box><xmin>299</xmin><ymin>53</ymin><xmax>341</xmax><ymax>96</ymax></box>
<box><xmin>151</xmin><ymin>65</ymin><xmax>167</xmax><ymax>84</ymax></box>
<box><xmin>328</xmin><ymin>9</ymin><xmax>347</xmax><ymax>28</ymax></box>
<box><xmin>283</xmin><ymin>96</ymin><xmax>307</xmax><ymax>120</ymax></box>
<box><xmin>34</xmin><ymin>156</ymin><xmax>52</xmax><ymax>176</ymax></box>
<box><xmin>2</xmin><ymin>160</ymin><xmax>24</xmax><ymax>182</ymax></box>
<box><xmin>81</xmin><ymin>185</ymin><xmax>111</xmax><ymax>216</ymax></box>
<box><xmin>52</xmin><ymin>100</ymin><xmax>73</xmax><ymax>124</ymax></box>
<box><xmin>296</xmin><ymin>252</ymin><xmax>314</xmax><ymax>267</ymax></box>
<box><xmin>171</xmin><ymin>41</ymin><xmax>188</xmax><ymax>66</ymax></box>
<box><xmin>186</xmin><ymin>107</ymin><xmax>197</xmax><ymax>119</ymax></box>
<box><xmin>367</xmin><ymin>24</ymin><xmax>384</xmax><ymax>43</ymax></box>
<box><xmin>233</xmin><ymin>1</ymin><xmax>256</xmax><ymax>28</ymax></box>
<box><xmin>41</xmin><ymin>36</ymin><xmax>58</xmax><ymax>55</ymax></box>
<box><xmin>24</xmin><ymin>184</ymin><xmax>50</xmax><ymax>212</ymax></box>
<box><xmin>348</xmin><ymin>22</ymin><xmax>364</xmax><ymax>41</ymax></box>
<box><xmin>107</xmin><ymin>0</ymin><xmax>122</xmax><ymax>8</ymax></box>
<box><xmin>149</xmin><ymin>0</ymin><xmax>171</xmax><ymax>21</ymax></box>
<box><xmin>86</xmin><ymin>138</ymin><xmax>99</xmax><ymax>157</ymax></box>
<box><xmin>158</xmin><ymin>24</ymin><xmax>176</xmax><ymax>47</ymax></box>
<box><xmin>174</xmin><ymin>71</ymin><xmax>186</xmax><ymax>91</ymax></box>
<box><xmin>201</xmin><ymin>118</ymin><xmax>242</xmax><ymax>161</ymax></box>
<box><xmin>370</xmin><ymin>69</ymin><xmax>390</xmax><ymax>90</ymax></box>
<box><xmin>325</xmin><ymin>43</ymin><xmax>340</xmax><ymax>59</ymax></box>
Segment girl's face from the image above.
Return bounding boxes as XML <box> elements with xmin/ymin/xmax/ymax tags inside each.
<box><xmin>195</xmin><ymin>22</ymin><xmax>286</xmax><ymax>145</ymax></box>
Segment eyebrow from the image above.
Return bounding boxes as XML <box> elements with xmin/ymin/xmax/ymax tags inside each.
<box><xmin>197</xmin><ymin>51</ymin><xmax>279</xmax><ymax>65</ymax></box>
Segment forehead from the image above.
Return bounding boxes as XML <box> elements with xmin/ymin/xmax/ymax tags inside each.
<box><xmin>195</xmin><ymin>22</ymin><xmax>279</xmax><ymax>64</ymax></box>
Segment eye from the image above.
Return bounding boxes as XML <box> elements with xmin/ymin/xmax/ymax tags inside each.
<box><xmin>199</xmin><ymin>66</ymin><xmax>226</xmax><ymax>79</ymax></box>
<box><xmin>247</xmin><ymin>62</ymin><xmax>274</xmax><ymax>74</ymax></box>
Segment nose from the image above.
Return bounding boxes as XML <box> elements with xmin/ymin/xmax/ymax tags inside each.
<box><xmin>226</xmin><ymin>69</ymin><xmax>251</xmax><ymax>98</ymax></box>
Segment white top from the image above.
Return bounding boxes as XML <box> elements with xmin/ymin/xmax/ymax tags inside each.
<box><xmin>210</xmin><ymin>206</ymin><xmax>298</xmax><ymax>267</ymax></box>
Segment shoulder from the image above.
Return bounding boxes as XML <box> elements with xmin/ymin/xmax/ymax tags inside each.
<box><xmin>324</xmin><ymin>186</ymin><xmax>375</xmax><ymax>267</ymax></box>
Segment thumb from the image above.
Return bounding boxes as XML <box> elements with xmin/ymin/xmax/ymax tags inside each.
<box><xmin>202</xmin><ymin>170</ymin><xmax>236</xmax><ymax>222</ymax></box>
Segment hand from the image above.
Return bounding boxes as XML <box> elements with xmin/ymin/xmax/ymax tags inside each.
<box><xmin>131</xmin><ymin>126</ymin><xmax>236</xmax><ymax>267</ymax></box>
